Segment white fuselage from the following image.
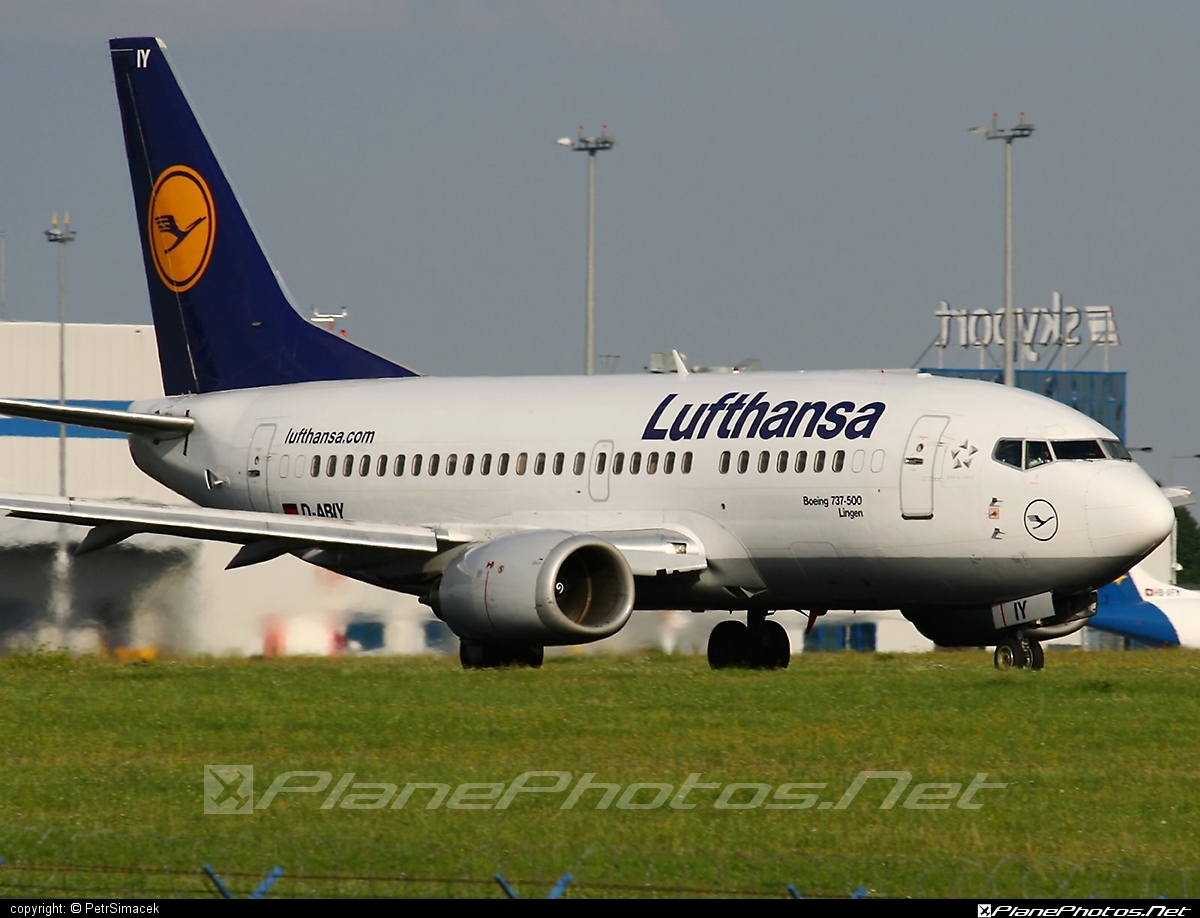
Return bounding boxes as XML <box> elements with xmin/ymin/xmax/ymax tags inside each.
<box><xmin>127</xmin><ymin>369</ymin><xmax>1172</xmax><ymax>612</ymax></box>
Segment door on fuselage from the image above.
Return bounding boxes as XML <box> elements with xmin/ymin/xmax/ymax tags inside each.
<box><xmin>900</xmin><ymin>415</ymin><xmax>949</xmax><ymax>520</ymax></box>
<box><xmin>247</xmin><ymin>423</ymin><xmax>276</xmax><ymax>512</ymax></box>
<box><xmin>589</xmin><ymin>440</ymin><xmax>613</xmax><ymax>501</ymax></box>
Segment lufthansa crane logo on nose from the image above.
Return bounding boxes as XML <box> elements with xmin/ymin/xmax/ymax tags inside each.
<box><xmin>1024</xmin><ymin>499</ymin><xmax>1058</xmax><ymax>541</ymax></box>
<box><xmin>147</xmin><ymin>165</ymin><xmax>216</xmax><ymax>292</ymax></box>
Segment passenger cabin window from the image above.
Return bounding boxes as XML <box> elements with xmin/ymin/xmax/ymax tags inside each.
<box><xmin>463</xmin><ymin>454</ymin><xmax>475</xmax><ymax>475</ymax></box>
<box><xmin>832</xmin><ymin>450</ymin><xmax>845</xmax><ymax>473</ymax></box>
<box><xmin>757</xmin><ymin>451</ymin><xmax>770</xmax><ymax>474</ymax></box>
<box><xmin>393</xmin><ymin>454</ymin><xmax>406</xmax><ymax>476</ymax></box>
<box><xmin>311</xmin><ymin>456</ymin><xmax>322</xmax><ymax>477</ymax></box>
<box><xmin>795</xmin><ymin>450</ymin><xmax>808</xmax><ymax>473</ymax></box>
<box><xmin>342</xmin><ymin>455</ymin><xmax>354</xmax><ymax>477</ymax></box>
<box><xmin>412</xmin><ymin>454</ymin><xmax>423</xmax><ymax>476</ymax></box>
<box><xmin>428</xmin><ymin>454</ymin><xmax>440</xmax><ymax>476</ymax></box>
<box><xmin>498</xmin><ymin>453</ymin><xmax>510</xmax><ymax>475</ymax></box>
<box><xmin>647</xmin><ymin>452</ymin><xmax>659</xmax><ymax>474</ymax></box>
<box><xmin>515</xmin><ymin>453</ymin><xmax>527</xmax><ymax>475</ymax></box>
<box><xmin>813</xmin><ymin>450</ymin><xmax>826</xmax><ymax>473</ymax></box>
<box><xmin>376</xmin><ymin>455</ymin><xmax>388</xmax><ymax>477</ymax></box>
<box><xmin>446</xmin><ymin>454</ymin><xmax>457</xmax><ymax>475</ymax></box>
<box><xmin>664</xmin><ymin>451</ymin><xmax>675</xmax><ymax>474</ymax></box>
<box><xmin>595</xmin><ymin>452</ymin><xmax>607</xmax><ymax>474</ymax></box>
<box><xmin>682</xmin><ymin>452</ymin><xmax>693</xmax><ymax>474</ymax></box>
<box><xmin>776</xmin><ymin>451</ymin><xmax>789</xmax><ymax>473</ymax></box>
<box><xmin>719</xmin><ymin>451</ymin><xmax>731</xmax><ymax>474</ymax></box>
<box><xmin>737</xmin><ymin>451</ymin><xmax>749</xmax><ymax>474</ymax></box>
<box><xmin>630</xmin><ymin>452</ymin><xmax>642</xmax><ymax>475</ymax></box>
<box><xmin>326</xmin><ymin>455</ymin><xmax>338</xmax><ymax>478</ymax></box>
<box><xmin>573</xmin><ymin>452</ymin><xmax>585</xmax><ymax>475</ymax></box>
<box><xmin>359</xmin><ymin>455</ymin><xmax>371</xmax><ymax>477</ymax></box>
<box><xmin>553</xmin><ymin>452</ymin><xmax>564</xmax><ymax>475</ymax></box>
<box><xmin>481</xmin><ymin>453</ymin><xmax>492</xmax><ymax>475</ymax></box>
<box><xmin>613</xmin><ymin>452</ymin><xmax>625</xmax><ymax>474</ymax></box>
<box><xmin>534</xmin><ymin>453</ymin><xmax>545</xmax><ymax>475</ymax></box>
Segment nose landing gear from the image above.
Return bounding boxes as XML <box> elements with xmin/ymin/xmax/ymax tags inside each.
<box><xmin>993</xmin><ymin>634</ymin><xmax>1045</xmax><ymax>671</ymax></box>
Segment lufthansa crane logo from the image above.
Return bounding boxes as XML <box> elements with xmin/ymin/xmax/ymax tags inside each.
<box><xmin>147</xmin><ymin>165</ymin><xmax>216</xmax><ymax>292</ymax></box>
<box><xmin>1024</xmin><ymin>499</ymin><xmax>1059</xmax><ymax>541</ymax></box>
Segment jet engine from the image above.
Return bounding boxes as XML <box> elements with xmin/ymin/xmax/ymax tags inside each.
<box><xmin>430</xmin><ymin>531</ymin><xmax>635</xmax><ymax>645</ymax></box>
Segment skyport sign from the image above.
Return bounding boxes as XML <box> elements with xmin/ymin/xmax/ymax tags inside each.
<box><xmin>935</xmin><ymin>293</ymin><xmax>1118</xmax><ymax>365</ymax></box>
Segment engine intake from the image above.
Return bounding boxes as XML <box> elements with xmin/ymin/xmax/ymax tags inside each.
<box><xmin>432</xmin><ymin>530</ymin><xmax>635</xmax><ymax>645</ymax></box>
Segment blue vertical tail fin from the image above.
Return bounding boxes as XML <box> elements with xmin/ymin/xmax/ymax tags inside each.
<box><xmin>109</xmin><ymin>37</ymin><xmax>417</xmax><ymax>396</ymax></box>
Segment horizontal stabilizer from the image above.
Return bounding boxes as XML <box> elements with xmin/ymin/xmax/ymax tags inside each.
<box><xmin>0</xmin><ymin>494</ymin><xmax>438</xmax><ymax>556</ymax></box>
<box><xmin>0</xmin><ymin>398</ymin><xmax>194</xmax><ymax>438</ymax></box>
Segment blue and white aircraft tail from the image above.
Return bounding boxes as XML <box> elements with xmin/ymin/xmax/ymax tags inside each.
<box><xmin>1090</xmin><ymin>565</ymin><xmax>1200</xmax><ymax>648</ymax></box>
<box><xmin>108</xmin><ymin>37</ymin><xmax>416</xmax><ymax>395</ymax></box>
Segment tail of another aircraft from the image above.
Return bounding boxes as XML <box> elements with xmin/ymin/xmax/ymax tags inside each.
<box><xmin>109</xmin><ymin>37</ymin><xmax>416</xmax><ymax>396</ymax></box>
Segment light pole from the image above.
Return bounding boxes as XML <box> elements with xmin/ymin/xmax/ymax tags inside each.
<box><xmin>45</xmin><ymin>213</ymin><xmax>76</xmax><ymax>497</ymax></box>
<box><xmin>971</xmin><ymin>114</ymin><xmax>1034</xmax><ymax>387</ymax></box>
<box><xmin>45</xmin><ymin>212</ymin><xmax>75</xmax><ymax>647</ymax></box>
<box><xmin>557</xmin><ymin>126</ymin><xmax>615</xmax><ymax>376</ymax></box>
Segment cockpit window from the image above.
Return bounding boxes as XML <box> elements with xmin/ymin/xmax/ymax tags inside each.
<box><xmin>1052</xmin><ymin>440</ymin><xmax>1106</xmax><ymax>461</ymax></box>
<box><xmin>993</xmin><ymin>440</ymin><xmax>1022</xmax><ymax>469</ymax></box>
<box><xmin>1025</xmin><ymin>441</ymin><xmax>1053</xmax><ymax>469</ymax></box>
<box><xmin>994</xmin><ymin>437</ymin><xmax>1130</xmax><ymax>469</ymax></box>
<box><xmin>1102</xmin><ymin>440</ymin><xmax>1132</xmax><ymax>461</ymax></box>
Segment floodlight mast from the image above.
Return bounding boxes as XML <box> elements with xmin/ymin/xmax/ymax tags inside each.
<box><xmin>44</xmin><ymin>212</ymin><xmax>76</xmax><ymax>647</ymax></box>
<box><xmin>45</xmin><ymin>212</ymin><xmax>76</xmax><ymax>497</ymax></box>
<box><xmin>557</xmin><ymin>127</ymin><xmax>615</xmax><ymax>376</ymax></box>
<box><xmin>970</xmin><ymin>114</ymin><xmax>1034</xmax><ymax>387</ymax></box>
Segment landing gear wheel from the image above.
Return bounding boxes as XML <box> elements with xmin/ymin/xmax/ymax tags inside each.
<box><xmin>1025</xmin><ymin>640</ymin><xmax>1045</xmax><ymax>671</ymax></box>
<box><xmin>750</xmin><ymin>620</ymin><xmax>791</xmax><ymax>669</ymax></box>
<box><xmin>994</xmin><ymin>636</ymin><xmax>1028</xmax><ymax>670</ymax></box>
<box><xmin>707</xmin><ymin>620</ymin><xmax>750</xmax><ymax>669</ymax></box>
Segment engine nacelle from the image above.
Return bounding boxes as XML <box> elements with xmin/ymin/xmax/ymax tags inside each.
<box><xmin>432</xmin><ymin>530</ymin><xmax>635</xmax><ymax>645</ymax></box>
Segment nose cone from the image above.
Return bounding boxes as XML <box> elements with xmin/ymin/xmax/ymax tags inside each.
<box><xmin>1086</xmin><ymin>465</ymin><xmax>1174</xmax><ymax>564</ymax></box>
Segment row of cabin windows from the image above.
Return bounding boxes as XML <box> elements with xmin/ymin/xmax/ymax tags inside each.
<box><xmin>275</xmin><ymin>450</ymin><xmax>696</xmax><ymax>479</ymax></box>
<box><xmin>718</xmin><ymin>448</ymin><xmax>885</xmax><ymax>474</ymax></box>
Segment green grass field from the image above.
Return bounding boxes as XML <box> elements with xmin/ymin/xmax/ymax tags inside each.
<box><xmin>1</xmin><ymin>649</ymin><xmax>1198</xmax><ymax>898</ymax></box>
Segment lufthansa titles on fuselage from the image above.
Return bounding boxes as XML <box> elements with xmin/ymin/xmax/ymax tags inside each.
<box><xmin>642</xmin><ymin>392</ymin><xmax>886</xmax><ymax>442</ymax></box>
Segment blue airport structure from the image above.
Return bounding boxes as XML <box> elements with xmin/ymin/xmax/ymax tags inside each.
<box><xmin>922</xmin><ymin>369</ymin><xmax>1126</xmax><ymax>441</ymax></box>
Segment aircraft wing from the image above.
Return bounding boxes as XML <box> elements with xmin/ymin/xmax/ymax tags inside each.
<box><xmin>0</xmin><ymin>495</ymin><xmax>707</xmax><ymax>576</ymax></box>
<box><xmin>0</xmin><ymin>494</ymin><xmax>439</xmax><ymax>567</ymax></box>
<box><xmin>0</xmin><ymin>398</ymin><xmax>194</xmax><ymax>438</ymax></box>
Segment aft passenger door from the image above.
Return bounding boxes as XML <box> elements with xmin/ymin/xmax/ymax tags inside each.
<box><xmin>589</xmin><ymin>440</ymin><xmax>613</xmax><ymax>501</ymax></box>
<box><xmin>900</xmin><ymin>415</ymin><xmax>949</xmax><ymax>520</ymax></box>
<box><xmin>246</xmin><ymin>423</ymin><xmax>276</xmax><ymax>512</ymax></box>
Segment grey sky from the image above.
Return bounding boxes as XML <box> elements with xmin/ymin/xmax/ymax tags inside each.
<box><xmin>2</xmin><ymin>2</ymin><xmax>1199</xmax><ymax>490</ymax></box>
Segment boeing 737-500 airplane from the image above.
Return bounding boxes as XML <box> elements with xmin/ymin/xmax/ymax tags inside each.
<box><xmin>0</xmin><ymin>37</ymin><xmax>1176</xmax><ymax>670</ymax></box>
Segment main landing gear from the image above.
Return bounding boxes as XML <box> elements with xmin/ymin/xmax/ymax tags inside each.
<box><xmin>993</xmin><ymin>634</ymin><xmax>1045</xmax><ymax>671</ymax></box>
<box><xmin>707</xmin><ymin>612</ymin><xmax>791</xmax><ymax>670</ymax></box>
<box><xmin>459</xmin><ymin>642</ymin><xmax>544</xmax><ymax>670</ymax></box>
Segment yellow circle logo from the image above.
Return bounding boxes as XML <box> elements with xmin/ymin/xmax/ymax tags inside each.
<box><xmin>147</xmin><ymin>165</ymin><xmax>216</xmax><ymax>292</ymax></box>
